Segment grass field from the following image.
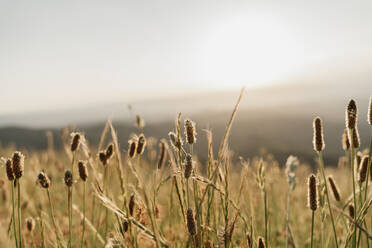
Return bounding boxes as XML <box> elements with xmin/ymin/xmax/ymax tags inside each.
<box><xmin>0</xmin><ymin>90</ymin><xmax>371</xmax><ymax>248</ymax></box>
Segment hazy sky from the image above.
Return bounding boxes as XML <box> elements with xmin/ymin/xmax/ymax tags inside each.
<box><xmin>1</xmin><ymin>0</ymin><xmax>372</xmax><ymax>114</ymax></box>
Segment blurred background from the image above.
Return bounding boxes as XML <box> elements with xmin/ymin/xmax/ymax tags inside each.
<box><xmin>1</xmin><ymin>0</ymin><xmax>371</xmax><ymax>165</ymax></box>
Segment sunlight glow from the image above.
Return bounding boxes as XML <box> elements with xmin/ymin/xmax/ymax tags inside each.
<box><xmin>200</xmin><ymin>14</ymin><xmax>304</xmax><ymax>88</ymax></box>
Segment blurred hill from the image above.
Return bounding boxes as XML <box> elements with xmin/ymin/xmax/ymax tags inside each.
<box><xmin>0</xmin><ymin>70</ymin><xmax>371</xmax><ymax>166</ymax></box>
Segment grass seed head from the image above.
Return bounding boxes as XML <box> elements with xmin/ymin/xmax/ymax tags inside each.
<box><xmin>313</xmin><ymin>117</ymin><xmax>324</xmax><ymax>152</ymax></box>
<box><xmin>348</xmin><ymin>203</ymin><xmax>355</xmax><ymax>219</ymax></box>
<box><xmin>37</xmin><ymin>171</ymin><xmax>50</xmax><ymax>188</ymax></box>
<box><xmin>136</xmin><ymin>134</ymin><xmax>146</xmax><ymax>155</ymax></box>
<box><xmin>12</xmin><ymin>151</ymin><xmax>24</xmax><ymax>179</ymax></box>
<box><xmin>128</xmin><ymin>139</ymin><xmax>137</xmax><ymax>158</ymax></box>
<box><xmin>346</xmin><ymin>99</ymin><xmax>358</xmax><ymax>129</ymax></box>
<box><xmin>168</xmin><ymin>131</ymin><xmax>182</xmax><ymax>150</ymax></box>
<box><xmin>26</xmin><ymin>217</ymin><xmax>35</xmax><ymax>232</ymax></box>
<box><xmin>70</xmin><ymin>132</ymin><xmax>81</xmax><ymax>152</ymax></box>
<box><xmin>258</xmin><ymin>236</ymin><xmax>265</xmax><ymax>248</ymax></box>
<box><xmin>186</xmin><ymin>208</ymin><xmax>196</xmax><ymax>236</ymax></box>
<box><xmin>308</xmin><ymin>174</ymin><xmax>318</xmax><ymax>211</ymax></box>
<box><xmin>129</xmin><ymin>194</ymin><xmax>135</xmax><ymax>216</ymax></box>
<box><xmin>246</xmin><ymin>232</ymin><xmax>252</xmax><ymax>248</ymax></box>
<box><xmin>5</xmin><ymin>158</ymin><xmax>14</xmax><ymax>181</ymax></box>
<box><xmin>105</xmin><ymin>143</ymin><xmax>114</xmax><ymax>160</ymax></box>
<box><xmin>184</xmin><ymin>119</ymin><xmax>197</xmax><ymax>144</ymax></box>
<box><xmin>184</xmin><ymin>154</ymin><xmax>193</xmax><ymax>179</ymax></box>
<box><xmin>359</xmin><ymin>156</ymin><xmax>369</xmax><ymax>183</ymax></box>
<box><xmin>328</xmin><ymin>176</ymin><xmax>341</xmax><ymax>201</ymax></box>
<box><xmin>122</xmin><ymin>220</ymin><xmax>129</xmax><ymax>233</ymax></box>
<box><xmin>64</xmin><ymin>170</ymin><xmax>73</xmax><ymax>187</ymax></box>
<box><xmin>351</xmin><ymin>127</ymin><xmax>360</xmax><ymax>148</ymax></box>
<box><xmin>78</xmin><ymin>161</ymin><xmax>88</xmax><ymax>181</ymax></box>
<box><xmin>157</xmin><ymin>140</ymin><xmax>167</xmax><ymax>169</ymax></box>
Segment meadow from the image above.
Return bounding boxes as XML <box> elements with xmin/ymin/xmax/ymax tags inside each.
<box><xmin>1</xmin><ymin>90</ymin><xmax>372</xmax><ymax>248</ymax></box>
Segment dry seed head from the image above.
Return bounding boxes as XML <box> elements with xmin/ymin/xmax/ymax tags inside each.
<box><xmin>26</xmin><ymin>217</ymin><xmax>35</xmax><ymax>232</ymax></box>
<box><xmin>184</xmin><ymin>154</ymin><xmax>193</xmax><ymax>179</ymax></box>
<box><xmin>157</xmin><ymin>140</ymin><xmax>167</xmax><ymax>169</ymax></box>
<box><xmin>359</xmin><ymin>156</ymin><xmax>369</xmax><ymax>183</ymax></box>
<box><xmin>37</xmin><ymin>171</ymin><xmax>50</xmax><ymax>189</ymax></box>
<box><xmin>135</xmin><ymin>115</ymin><xmax>145</xmax><ymax>129</ymax></box>
<box><xmin>122</xmin><ymin>220</ymin><xmax>129</xmax><ymax>233</ymax></box>
<box><xmin>136</xmin><ymin>134</ymin><xmax>146</xmax><ymax>155</ymax></box>
<box><xmin>246</xmin><ymin>232</ymin><xmax>252</xmax><ymax>248</ymax></box>
<box><xmin>5</xmin><ymin>158</ymin><xmax>14</xmax><ymax>181</ymax></box>
<box><xmin>348</xmin><ymin>203</ymin><xmax>355</xmax><ymax>219</ymax></box>
<box><xmin>369</xmin><ymin>96</ymin><xmax>372</xmax><ymax>125</ymax></box>
<box><xmin>351</xmin><ymin>127</ymin><xmax>360</xmax><ymax>148</ymax></box>
<box><xmin>258</xmin><ymin>236</ymin><xmax>265</xmax><ymax>248</ymax></box>
<box><xmin>105</xmin><ymin>143</ymin><xmax>114</xmax><ymax>160</ymax></box>
<box><xmin>342</xmin><ymin>128</ymin><xmax>350</xmax><ymax>151</ymax></box>
<box><xmin>78</xmin><ymin>161</ymin><xmax>88</xmax><ymax>181</ymax></box>
<box><xmin>98</xmin><ymin>151</ymin><xmax>107</xmax><ymax>166</ymax></box>
<box><xmin>64</xmin><ymin>170</ymin><xmax>73</xmax><ymax>187</ymax></box>
<box><xmin>129</xmin><ymin>194</ymin><xmax>135</xmax><ymax>216</ymax></box>
<box><xmin>12</xmin><ymin>151</ymin><xmax>24</xmax><ymax>179</ymax></box>
<box><xmin>356</xmin><ymin>152</ymin><xmax>362</xmax><ymax>169</ymax></box>
<box><xmin>186</xmin><ymin>208</ymin><xmax>196</xmax><ymax>236</ymax></box>
<box><xmin>184</xmin><ymin>119</ymin><xmax>197</xmax><ymax>144</ymax></box>
<box><xmin>327</xmin><ymin>176</ymin><xmax>341</xmax><ymax>202</ymax></box>
<box><xmin>128</xmin><ymin>139</ymin><xmax>137</xmax><ymax>158</ymax></box>
<box><xmin>308</xmin><ymin>174</ymin><xmax>318</xmax><ymax>211</ymax></box>
<box><xmin>168</xmin><ymin>131</ymin><xmax>182</xmax><ymax>150</ymax></box>
<box><xmin>346</xmin><ymin>99</ymin><xmax>358</xmax><ymax>129</ymax></box>
<box><xmin>70</xmin><ymin>132</ymin><xmax>81</xmax><ymax>152</ymax></box>
<box><xmin>313</xmin><ymin>117</ymin><xmax>325</xmax><ymax>151</ymax></box>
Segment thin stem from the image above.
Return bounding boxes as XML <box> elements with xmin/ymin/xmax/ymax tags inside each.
<box><xmin>47</xmin><ymin>188</ymin><xmax>62</xmax><ymax>247</ymax></box>
<box><xmin>17</xmin><ymin>179</ymin><xmax>22</xmax><ymax>248</ymax></box>
<box><xmin>349</xmin><ymin>128</ymin><xmax>357</xmax><ymax>248</ymax></box>
<box><xmin>11</xmin><ymin>181</ymin><xmax>18</xmax><ymax>248</ymax></box>
<box><xmin>286</xmin><ymin>189</ymin><xmax>291</xmax><ymax>248</ymax></box>
<box><xmin>80</xmin><ymin>182</ymin><xmax>86</xmax><ymax>248</ymax></box>
<box><xmin>68</xmin><ymin>187</ymin><xmax>72</xmax><ymax>248</ymax></box>
<box><xmin>318</xmin><ymin>151</ymin><xmax>338</xmax><ymax>248</ymax></box>
<box><xmin>311</xmin><ymin>210</ymin><xmax>315</xmax><ymax>248</ymax></box>
<box><xmin>264</xmin><ymin>190</ymin><xmax>268</xmax><ymax>248</ymax></box>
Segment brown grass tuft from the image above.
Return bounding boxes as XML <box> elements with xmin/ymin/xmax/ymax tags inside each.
<box><xmin>327</xmin><ymin>176</ymin><xmax>341</xmax><ymax>202</ymax></box>
<box><xmin>12</xmin><ymin>151</ymin><xmax>24</xmax><ymax>179</ymax></box>
<box><xmin>64</xmin><ymin>170</ymin><xmax>73</xmax><ymax>187</ymax></box>
<box><xmin>70</xmin><ymin>132</ymin><xmax>81</xmax><ymax>152</ymax></box>
<box><xmin>313</xmin><ymin>117</ymin><xmax>324</xmax><ymax>152</ymax></box>
<box><xmin>5</xmin><ymin>158</ymin><xmax>14</xmax><ymax>181</ymax></box>
<box><xmin>157</xmin><ymin>140</ymin><xmax>167</xmax><ymax>169</ymax></box>
<box><xmin>184</xmin><ymin>119</ymin><xmax>197</xmax><ymax>144</ymax></box>
<box><xmin>308</xmin><ymin>174</ymin><xmax>318</xmax><ymax>211</ymax></box>
<box><xmin>37</xmin><ymin>171</ymin><xmax>50</xmax><ymax>188</ymax></box>
<box><xmin>128</xmin><ymin>139</ymin><xmax>137</xmax><ymax>158</ymax></box>
<box><xmin>184</xmin><ymin>154</ymin><xmax>193</xmax><ymax>179</ymax></box>
<box><xmin>78</xmin><ymin>161</ymin><xmax>88</xmax><ymax>181</ymax></box>
<box><xmin>186</xmin><ymin>208</ymin><xmax>196</xmax><ymax>236</ymax></box>
<box><xmin>358</xmin><ymin>156</ymin><xmax>369</xmax><ymax>183</ymax></box>
<box><xmin>258</xmin><ymin>236</ymin><xmax>265</xmax><ymax>248</ymax></box>
<box><xmin>136</xmin><ymin>134</ymin><xmax>146</xmax><ymax>155</ymax></box>
<box><xmin>348</xmin><ymin>203</ymin><xmax>355</xmax><ymax>219</ymax></box>
<box><xmin>342</xmin><ymin>128</ymin><xmax>350</xmax><ymax>151</ymax></box>
<box><xmin>346</xmin><ymin>99</ymin><xmax>357</xmax><ymax>129</ymax></box>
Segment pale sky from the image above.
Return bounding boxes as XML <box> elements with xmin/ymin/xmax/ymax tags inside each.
<box><xmin>1</xmin><ymin>0</ymin><xmax>372</xmax><ymax>114</ymax></box>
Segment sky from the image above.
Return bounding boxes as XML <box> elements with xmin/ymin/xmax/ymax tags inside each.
<box><xmin>1</xmin><ymin>0</ymin><xmax>372</xmax><ymax>115</ymax></box>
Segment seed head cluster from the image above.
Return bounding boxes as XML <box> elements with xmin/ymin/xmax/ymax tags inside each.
<box><xmin>313</xmin><ymin>117</ymin><xmax>324</xmax><ymax>152</ymax></box>
<box><xmin>308</xmin><ymin>174</ymin><xmax>318</xmax><ymax>211</ymax></box>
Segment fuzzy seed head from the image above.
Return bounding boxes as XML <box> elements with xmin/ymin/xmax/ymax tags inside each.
<box><xmin>369</xmin><ymin>96</ymin><xmax>372</xmax><ymax>125</ymax></box>
<box><xmin>136</xmin><ymin>134</ymin><xmax>146</xmax><ymax>155</ymax></box>
<box><xmin>168</xmin><ymin>131</ymin><xmax>182</xmax><ymax>150</ymax></box>
<box><xmin>99</xmin><ymin>151</ymin><xmax>107</xmax><ymax>166</ymax></box>
<box><xmin>37</xmin><ymin>171</ymin><xmax>50</xmax><ymax>189</ymax></box>
<box><xmin>78</xmin><ymin>161</ymin><xmax>88</xmax><ymax>181</ymax></box>
<box><xmin>342</xmin><ymin>128</ymin><xmax>350</xmax><ymax>151</ymax></box>
<box><xmin>359</xmin><ymin>156</ymin><xmax>369</xmax><ymax>183</ymax></box>
<box><xmin>105</xmin><ymin>143</ymin><xmax>114</xmax><ymax>160</ymax></box>
<box><xmin>186</xmin><ymin>208</ymin><xmax>196</xmax><ymax>236</ymax></box>
<box><xmin>351</xmin><ymin>127</ymin><xmax>360</xmax><ymax>148</ymax></box>
<box><xmin>26</xmin><ymin>217</ymin><xmax>35</xmax><ymax>232</ymax></box>
<box><xmin>128</xmin><ymin>139</ymin><xmax>137</xmax><ymax>158</ymax></box>
<box><xmin>346</xmin><ymin>99</ymin><xmax>358</xmax><ymax>129</ymax></box>
<box><xmin>122</xmin><ymin>220</ymin><xmax>129</xmax><ymax>233</ymax></box>
<box><xmin>349</xmin><ymin>203</ymin><xmax>355</xmax><ymax>219</ymax></box>
<box><xmin>129</xmin><ymin>194</ymin><xmax>135</xmax><ymax>216</ymax></box>
<box><xmin>313</xmin><ymin>117</ymin><xmax>325</xmax><ymax>152</ymax></box>
<box><xmin>258</xmin><ymin>236</ymin><xmax>265</xmax><ymax>248</ymax></box>
<box><xmin>70</xmin><ymin>132</ymin><xmax>81</xmax><ymax>152</ymax></box>
<box><xmin>64</xmin><ymin>170</ymin><xmax>73</xmax><ymax>187</ymax></box>
<box><xmin>308</xmin><ymin>174</ymin><xmax>318</xmax><ymax>211</ymax></box>
<box><xmin>184</xmin><ymin>154</ymin><xmax>193</xmax><ymax>179</ymax></box>
<box><xmin>157</xmin><ymin>140</ymin><xmax>167</xmax><ymax>169</ymax></box>
<box><xmin>328</xmin><ymin>176</ymin><xmax>341</xmax><ymax>202</ymax></box>
<box><xmin>5</xmin><ymin>159</ymin><xmax>14</xmax><ymax>181</ymax></box>
<box><xmin>184</xmin><ymin>119</ymin><xmax>197</xmax><ymax>144</ymax></box>
<box><xmin>12</xmin><ymin>151</ymin><xmax>24</xmax><ymax>179</ymax></box>
<box><xmin>246</xmin><ymin>232</ymin><xmax>252</xmax><ymax>248</ymax></box>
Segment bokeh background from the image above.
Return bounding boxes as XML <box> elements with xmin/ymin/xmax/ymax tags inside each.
<box><xmin>1</xmin><ymin>0</ymin><xmax>371</xmax><ymax>165</ymax></box>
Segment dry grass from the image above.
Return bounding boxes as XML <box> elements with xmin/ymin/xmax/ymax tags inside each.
<box><xmin>0</xmin><ymin>91</ymin><xmax>371</xmax><ymax>248</ymax></box>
